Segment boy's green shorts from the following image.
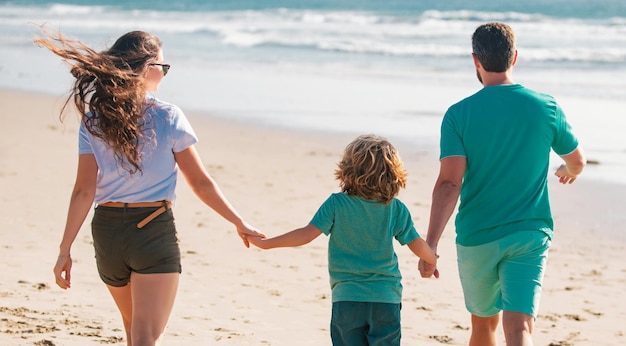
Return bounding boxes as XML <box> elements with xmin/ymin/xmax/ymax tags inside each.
<box><xmin>457</xmin><ymin>230</ymin><xmax>551</xmax><ymax>318</ymax></box>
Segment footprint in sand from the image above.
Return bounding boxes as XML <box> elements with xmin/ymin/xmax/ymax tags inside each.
<box><xmin>429</xmin><ymin>334</ymin><xmax>454</xmax><ymax>344</ymax></box>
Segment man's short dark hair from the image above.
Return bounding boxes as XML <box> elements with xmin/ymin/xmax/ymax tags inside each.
<box><xmin>472</xmin><ymin>22</ymin><xmax>516</xmax><ymax>72</ymax></box>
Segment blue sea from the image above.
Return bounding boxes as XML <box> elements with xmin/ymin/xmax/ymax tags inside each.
<box><xmin>1</xmin><ymin>0</ymin><xmax>625</xmax><ymax>185</ymax></box>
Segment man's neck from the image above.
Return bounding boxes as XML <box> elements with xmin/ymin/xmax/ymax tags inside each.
<box><xmin>481</xmin><ymin>71</ymin><xmax>514</xmax><ymax>86</ymax></box>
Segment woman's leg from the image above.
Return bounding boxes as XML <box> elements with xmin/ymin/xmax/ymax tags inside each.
<box><xmin>130</xmin><ymin>272</ymin><xmax>179</xmax><ymax>346</ymax></box>
<box><xmin>107</xmin><ymin>284</ymin><xmax>133</xmax><ymax>345</ymax></box>
<box><xmin>106</xmin><ymin>272</ymin><xmax>179</xmax><ymax>346</ymax></box>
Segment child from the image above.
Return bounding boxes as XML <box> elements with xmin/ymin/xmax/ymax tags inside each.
<box><xmin>247</xmin><ymin>134</ymin><xmax>438</xmax><ymax>346</ymax></box>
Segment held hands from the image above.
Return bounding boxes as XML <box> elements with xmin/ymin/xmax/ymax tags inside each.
<box><xmin>418</xmin><ymin>258</ymin><xmax>440</xmax><ymax>279</ymax></box>
<box><xmin>554</xmin><ymin>164</ymin><xmax>578</xmax><ymax>184</ymax></box>
<box><xmin>53</xmin><ymin>254</ymin><xmax>72</xmax><ymax>289</ymax></box>
<box><xmin>246</xmin><ymin>236</ymin><xmax>271</xmax><ymax>249</ymax></box>
<box><xmin>236</xmin><ymin>221</ymin><xmax>266</xmax><ymax>248</ymax></box>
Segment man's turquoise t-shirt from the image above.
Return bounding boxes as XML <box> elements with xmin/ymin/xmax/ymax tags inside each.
<box><xmin>310</xmin><ymin>193</ymin><xmax>420</xmax><ymax>304</ymax></box>
<box><xmin>441</xmin><ymin>84</ymin><xmax>579</xmax><ymax>246</ymax></box>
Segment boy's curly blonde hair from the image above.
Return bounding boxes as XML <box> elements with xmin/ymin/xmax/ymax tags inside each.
<box><xmin>335</xmin><ymin>134</ymin><xmax>407</xmax><ymax>204</ymax></box>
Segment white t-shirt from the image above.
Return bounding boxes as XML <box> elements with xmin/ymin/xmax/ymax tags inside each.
<box><xmin>78</xmin><ymin>96</ymin><xmax>198</xmax><ymax>204</ymax></box>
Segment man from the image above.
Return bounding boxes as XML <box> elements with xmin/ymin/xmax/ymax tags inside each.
<box><xmin>418</xmin><ymin>22</ymin><xmax>586</xmax><ymax>346</ymax></box>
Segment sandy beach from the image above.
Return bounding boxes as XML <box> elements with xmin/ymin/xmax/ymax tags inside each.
<box><xmin>0</xmin><ymin>88</ymin><xmax>624</xmax><ymax>345</ymax></box>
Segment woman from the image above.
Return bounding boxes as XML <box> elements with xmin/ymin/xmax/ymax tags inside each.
<box><xmin>35</xmin><ymin>30</ymin><xmax>264</xmax><ymax>345</ymax></box>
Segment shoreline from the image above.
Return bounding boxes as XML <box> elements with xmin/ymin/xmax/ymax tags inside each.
<box><xmin>1</xmin><ymin>88</ymin><xmax>624</xmax><ymax>345</ymax></box>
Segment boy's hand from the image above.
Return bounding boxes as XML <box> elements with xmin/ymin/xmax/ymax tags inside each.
<box><xmin>247</xmin><ymin>236</ymin><xmax>270</xmax><ymax>249</ymax></box>
<box><xmin>236</xmin><ymin>221</ymin><xmax>266</xmax><ymax>248</ymax></box>
<box><xmin>418</xmin><ymin>259</ymin><xmax>440</xmax><ymax>279</ymax></box>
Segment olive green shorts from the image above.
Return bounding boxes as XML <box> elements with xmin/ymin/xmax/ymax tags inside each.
<box><xmin>91</xmin><ymin>205</ymin><xmax>181</xmax><ymax>287</ymax></box>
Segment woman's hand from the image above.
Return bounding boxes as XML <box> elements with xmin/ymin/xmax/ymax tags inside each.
<box><xmin>236</xmin><ymin>221</ymin><xmax>266</xmax><ymax>248</ymax></box>
<box><xmin>53</xmin><ymin>254</ymin><xmax>72</xmax><ymax>289</ymax></box>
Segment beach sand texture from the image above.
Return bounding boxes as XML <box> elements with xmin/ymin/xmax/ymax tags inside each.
<box><xmin>0</xmin><ymin>89</ymin><xmax>624</xmax><ymax>345</ymax></box>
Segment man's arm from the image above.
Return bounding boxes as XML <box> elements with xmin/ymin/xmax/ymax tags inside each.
<box><xmin>426</xmin><ymin>156</ymin><xmax>465</xmax><ymax>250</ymax></box>
<box><xmin>555</xmin><ymin>147</ymin><xmax>586</xmax><ymax>184</ymax></box>
<box><xmin>419</xmin><ymin>156</ymin><xmax>465</xmax><ymax>278</ymax></box>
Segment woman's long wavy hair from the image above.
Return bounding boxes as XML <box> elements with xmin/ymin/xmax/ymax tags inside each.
<box><xmin>335</xmin><ymin>134</ymin><xmax>407</xmax><ymax>204</ymax></box>
<box><xmin>34</xmin><ymin>29</ymin><xmax>163</xmax><ymax>174</ymax></box>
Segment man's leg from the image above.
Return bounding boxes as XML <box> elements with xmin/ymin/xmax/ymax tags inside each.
<box><xmin>499</xmin><ymin>231</ymin><xmax>549</xmax><ymax>346</ymax></box>
<box><xmin>457</xmin><ymin>241</ymin><xmax>502</xmax><ymax>346</ymax></box>
<box><xmin>469</xmin><ymin>313</ymin><xmax>499</xmax><ymax>346</ymax></box>
<box><xmin>502</xmin><ymin>311</ymin><xmax>534</xmax><ymax>346</ymax></box>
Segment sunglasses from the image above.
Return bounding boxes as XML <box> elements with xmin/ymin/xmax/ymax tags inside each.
<box><xmin>150</xmin><ymin>63</ymin><xmax>171</xmax><ymax>76</ymax></box>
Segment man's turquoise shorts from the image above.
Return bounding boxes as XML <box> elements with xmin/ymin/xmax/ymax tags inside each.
<box><xmin>457</xmin><ymin>230</ymin><xmax>551</xmax><ymax>318</ymax></box>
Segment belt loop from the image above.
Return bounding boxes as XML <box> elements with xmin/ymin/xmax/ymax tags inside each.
<box><xmin>123</xmin><ymin>203</ymin><xmax>128</xmax><ymax>223</ymax></box>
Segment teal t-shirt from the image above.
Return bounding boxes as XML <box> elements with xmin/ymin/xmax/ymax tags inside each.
<box><xmin>441</xmin><ymin>84</ymin><xmax>579</xmax><ymax>246</ymax></box>
<box><xmin>310</xmin><ymin>192</ymin><xmax>420</xmax><ymax>304</ymax></box>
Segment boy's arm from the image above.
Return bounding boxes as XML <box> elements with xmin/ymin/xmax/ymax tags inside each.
<box><xmin>248</xmin><ymin>224</ymin><xmax>323</xmax><ymax>250</ymax></box>
<box><xmin>407</xmin><ymin>237</ymin><xmax>438</xmax><ymax>266</ymax></box>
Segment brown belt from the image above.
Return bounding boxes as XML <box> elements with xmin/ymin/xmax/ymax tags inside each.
<box><xmin>99</xmin><ymin>201</ymin><xmax>172</xmax><ymax>229</ymax></box>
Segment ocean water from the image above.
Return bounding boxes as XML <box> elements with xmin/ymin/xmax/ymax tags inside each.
<box><xmin>1</xmin><ymin>0</ymin><xmax>625</xmax><ymax>185</ymax></box>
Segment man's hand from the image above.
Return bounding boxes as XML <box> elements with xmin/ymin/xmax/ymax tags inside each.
<box><xmin>418</xmin><ymin>258</ymin><xmax>440</xmax><ymax>279</ymax></box>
